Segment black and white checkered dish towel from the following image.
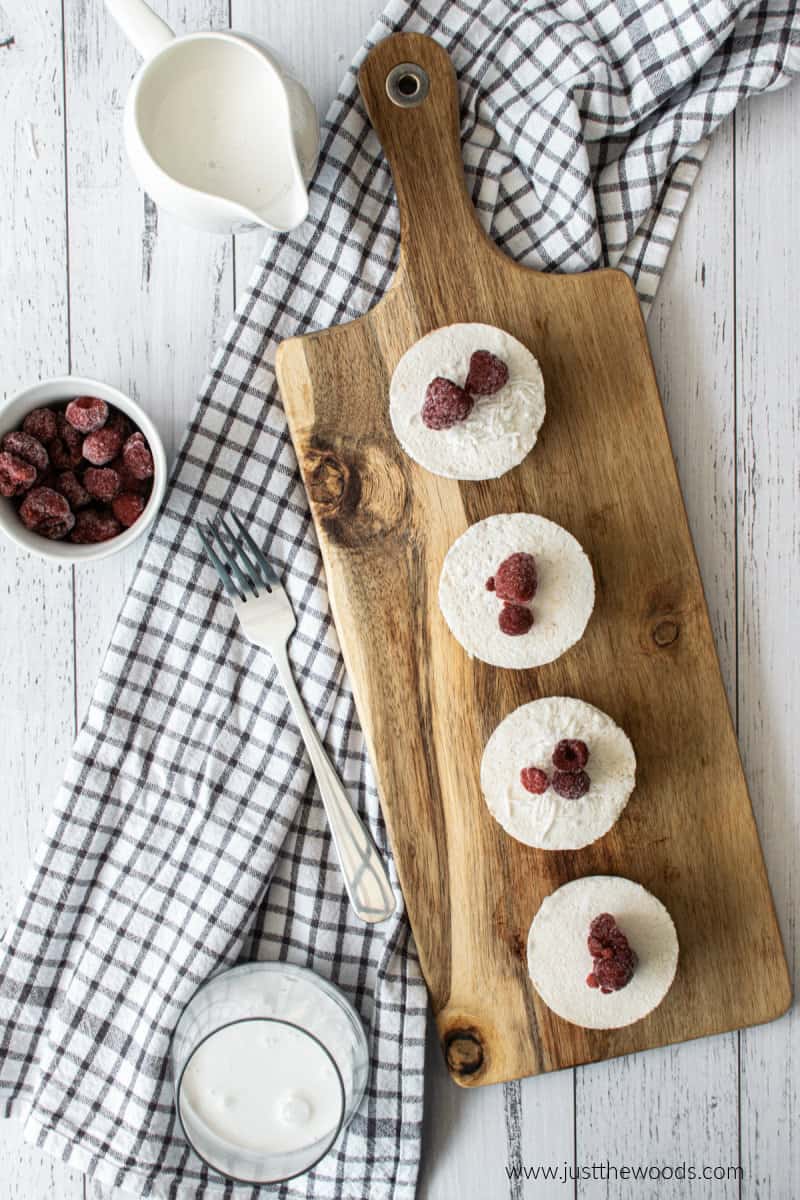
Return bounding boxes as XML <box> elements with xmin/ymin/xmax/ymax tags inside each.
<box><xmin>1</xmin><ymin>1</ymin><xmax>797</xmax><ymax>1197</ymax></box>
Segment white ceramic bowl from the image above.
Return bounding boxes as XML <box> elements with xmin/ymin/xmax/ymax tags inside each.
<box><xmin>0</xmin><ymin>376</ymin><xmax>167</xmax><ymax>563</ymax></box>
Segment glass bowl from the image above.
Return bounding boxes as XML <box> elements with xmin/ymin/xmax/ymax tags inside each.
<box><xmin>171</xmin><ymin>961</ymin><xmax>369</xmax><ymax>1185</ymax></box>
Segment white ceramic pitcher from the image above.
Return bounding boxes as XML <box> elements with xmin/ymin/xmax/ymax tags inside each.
<box><xmin>105</xmin><ymin>0</ymin><xmax>320</xmax><ymax>234</ymax></box>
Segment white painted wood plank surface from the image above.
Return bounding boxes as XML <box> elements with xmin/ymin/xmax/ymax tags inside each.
<box><xmin>505</xmin><ymin>1071</ymin><xmax>575</xmax><ymax>1199</ymax></box>
<box><xmin>0</xmin><ymin>5</ymin><xmax>84</xmax><ymax>1199</ymax></box>
<box><xmin>1</xmin><ymin>3</ymin><xmax>797</xmax><ymax>1199</ymax></box>
<box><xmin>0</xmin><ymin>0</ymin><xmax>72</xmax><ymax>927</ymax></box>
<box><xmin>736</xmin><ymin>79</ymin><xmax>800</xmax><ymax>1200</ymax></box>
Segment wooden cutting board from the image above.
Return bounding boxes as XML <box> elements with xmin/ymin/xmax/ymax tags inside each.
<box><xmin>275</xmin><ymin>32</ymin><xmax>790</xmax><ymax>1087</ymax></box>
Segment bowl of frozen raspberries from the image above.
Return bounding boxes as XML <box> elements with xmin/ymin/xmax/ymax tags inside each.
<box><xmin>0</xmin><ymin>376</ymin><xmax>167</xmax><ymax>562</ymax></box>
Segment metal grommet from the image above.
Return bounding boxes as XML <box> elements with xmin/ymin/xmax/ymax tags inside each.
<box><xmin>385</xmin><ymin>62</ymin><xmax>429</xmax><ymax>108</ymax></box>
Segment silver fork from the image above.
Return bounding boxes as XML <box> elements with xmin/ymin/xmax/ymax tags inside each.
<box><xmin>198</xmin><ymin>510</ymin><xmax>396</xmax><ymax>925</ymax></box>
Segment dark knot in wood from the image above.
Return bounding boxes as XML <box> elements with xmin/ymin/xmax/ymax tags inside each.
<box><xmin>306</xmin><ymin>449</ymin><xmax>350</xmax><ymax>513</ymax></box>
<box><xmin>444</xmin><ymin>1028</ymin><xmax>485</xmax><ymax>1079</ymax></box>
<box><xmin>303</xmin><ymin>437</ymin><xmax>410</xmax><ymax>548</ymax></box>
<box><xmin>653</xmin><ymin>619</ymin><xmax>680</xmax><ymax>647</ymax></box>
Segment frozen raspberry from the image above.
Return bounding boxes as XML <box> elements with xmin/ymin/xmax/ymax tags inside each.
<box><xmin>594</xmin><ymin>956</ymin><xmax>636</xmax><ymax>993</ymax></box>
<box><xmin>49</xmin><ymin>437</ymin><xmax>78</xmax><ymax>470</ymax></box>
<box><xmin>587</xmin><ymin>913</ymin><xmax>623</xmax><ymax>958</ymax></box>
<box><xmin>109</xmin><ymin>456</ymin><xmax>147</xmax><ymax>495</ymax></box>
<box><xmin>465</xmin><ymin>350</ymin><xmax>509</xmax><ymax>396</ymax></box>
<box><xmin>498</xmin><ymin>603</ymin><xmax>533</xmax><ymax>636</ymax></box>
<box><xmin>57</xmin><ymin>411</ymin><xmax>82</xmax><ymax>443</ymax></box>
<box><xmin>0</xmin><ymin>451</ymin><xmax>37</xmax><ymax>497</ymax></box>
<box><xmin>494</xmin><ymin>552</ymin><xmax>537</xmax><ymax>603</ymax></box>
<box><xmin>18</xmin><ymin>487</ymin><xmax>75</xmax><ymax>539</ymax></box>
<box><xmin>84</xmin><ymin>466</ymin><xmax>121</xmax><ymax>501</ymax></box>
<box><xmin>421</xmin><ymin>377</ymin><xmax>473</xmax><ymax>430</ymax></box>
<box><xmin>587</xmin><ymin>913</ymin><xmax>636</xmax><ymax>994</ymax></box>
<box><xmin>485</xmin><ymin>576</ymin><xmax>495</xmax><ymax>591</ymax></box>
<box><xmin>50</xmin><ymin>415</ymin><xmax>83</xmax><ymax>469</ymax></box>
<box><xmin>35</xmin><ymin>467</ymin><xmax>58</xmax><ymax>493</ymax></box>
<box><xmin>106</xmin><ymin>408</ymin><xmax>133</xmax><ymax>441</ymax></box>
<box><xmin>121</xmin><ymin>431</ymin><xmax>154</xmax><ymax>480</ymax></box>
<box><xmin>112</xmin><ymin>492</ymin><xmax>145</xmax><ymax>528</ymax></box>
<box><xmin>65</xmin><ymin>395</ymin><xmax>108</xmax><ymax>432</ymax></box>
<box><xmin>22</xmin><ymin>407</ymin><xmax>58</xmax><ymax>443</ymax></box>
<box><xmin>552</xmin><ymin>739</ymin><xmax>589</xmax><ymax>773</ymax></box>
<box><xmin>83</xmin><ymin>426</ymin><xmax>123</xmax><ymax>466</ymax></box>
<box><xmin>520</xmin><ymin>766</ymin><xmax>548</xmax><ymax>795</ymax></box>
<box><xmin>70</xmin><ymin>508</ymin><xmax>122</xmax><ymax>544</ymax></box>
<box><xmin>551</xmin><ymin>769</ymin><xmax>590</xmax><ymax>800</ymax></box>
<box><xmin>1</xmin><ymin>431</ymin><xmax>49</xmax><ymax>476</ymax></box>
<box><xmin>56</xmin><ymin>471</ymin><xmax>91</xmax><ymax>510</ymax></box>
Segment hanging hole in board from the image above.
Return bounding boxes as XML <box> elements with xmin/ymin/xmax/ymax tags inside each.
<box><xmin>386</xmin><ymin>63</ymin><xmax>429</xmax><ymax>108</ymax></box>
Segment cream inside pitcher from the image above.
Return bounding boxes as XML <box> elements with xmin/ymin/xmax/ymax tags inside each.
<box><xmin>105</xmin><ymin>0</ymin><xmax>320</xmax><ymax>234</ymax></box>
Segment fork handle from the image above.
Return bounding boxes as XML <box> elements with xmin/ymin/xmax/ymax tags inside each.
<box><xmin>271</xmin><ymin>646</ymin><xmax>397</xmax><ymax>925</ymax></box>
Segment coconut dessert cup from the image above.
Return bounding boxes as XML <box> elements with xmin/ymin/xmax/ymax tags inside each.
<box><xmin>527</xmin><ymin>876</ymin><xmax>679</xmax><ymax>1030</ymax></box>
<box><xmin>389</xmin><ymin>322</ymin><xmax>545</xmax><ymax>481</ymax></box>
<box><xmin>438</xmin><ymin>512</ymin><xmax>595</xmax><ymax>669</ymax></box>
<box><xmin>480</xmin><ymin>697</ymin><xmax>637</xmax><ymax>851</ymax></box>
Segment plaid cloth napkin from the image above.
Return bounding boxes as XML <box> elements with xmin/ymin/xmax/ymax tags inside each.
<box><xmin>1</xmin><ymin>1</ymin><xmax>797</xmax><ymax>1197</ymax></box>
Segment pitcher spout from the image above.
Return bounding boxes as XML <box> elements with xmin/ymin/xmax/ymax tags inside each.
<box><xmin>259</xmin><ymin>170</ymin><xmax>310</xmax><ymax>234</ymax></box>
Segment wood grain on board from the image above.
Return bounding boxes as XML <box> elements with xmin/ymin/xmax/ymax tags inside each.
<box><xmin>276</xmin><ymin>33</ymin><xmax>791</xmax><ymax>1088</ymax></box>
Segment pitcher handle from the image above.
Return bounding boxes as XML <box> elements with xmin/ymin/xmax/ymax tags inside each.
<box><xmin>105</xmin><ymin>0</ymin><xmax>174</xmax><ymax>60</ymax></box>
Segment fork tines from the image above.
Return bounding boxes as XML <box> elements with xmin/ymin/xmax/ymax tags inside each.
<box><xmin>197</xmin><ymin>510</ymin><xmax>278</xmax><ymax>601</ymax></box>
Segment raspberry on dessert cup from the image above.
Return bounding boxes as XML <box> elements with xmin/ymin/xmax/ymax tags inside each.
<box><xmin>480</xmin><ymin>697</ymin><xmax>636</xmax><ymax>850</ymax></box>
<box><xmin>527</xmin><ymin>876</ymin><xmax>679</xmax><ymax>1029</ymax></box>
<box><xmin>552</xmin><ymin>738</ymin><xmax>589</xmax><ymax>772</ymax></box>
<box><xmin>520</xmin><ymin>766</ymin><xmax>549</xmax><ymax>795</ymax></box>
<box><xmin>551</xmin><ymin>769</ymin><xmax>591</xmax><ymax>800</ymax></box>
<box><xmin>421</xmin><ymin>378</ymin><xmax>473</xmax><ymax>430</ymax></box>
<box><xmin>439</xmin><ymin>513</ymin><xmax>594</xmax><ymax>670</ymax></box>
<box><xmin>390</xmin><ymin>323</ymin><xmax>545</xmax><ymax>481</ymax></box>
<box><xmin>586</xmin><ymin>913</ymin><xmax>637</xmax><ymax>994</ymax></box>
<box><xmin>465</xmin><ymin>349</ymin><xmax>509</xmax><ymax>396</ymax></box>
<box><xmin>491</xmin><ymin>551</ymin><xmax>537</xmax><ymax>603</ymax></box>
<box><xmin>498</xmin><ymin>603</ymin><xmax>534</xmax><ymax>636</ymax></box>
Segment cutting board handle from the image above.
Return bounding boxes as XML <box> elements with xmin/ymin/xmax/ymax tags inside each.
<box><xmin>358</xmin><ymin>33</ymin><xmax>488</xmax><ymax>281</ymax></box>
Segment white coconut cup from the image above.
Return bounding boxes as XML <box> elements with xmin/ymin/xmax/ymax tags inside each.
<box><xmin>0</xmin><ymin>376</ymin><xmax>167</xmax><ymax>563</ymax></box>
